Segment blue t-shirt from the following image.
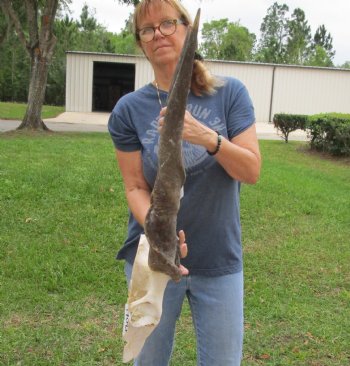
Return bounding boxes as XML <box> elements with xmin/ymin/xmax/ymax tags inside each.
<box><xmin>108</xmin><ymin>77</ymin><xmax>255</xmax><ymax>276</ymax></box>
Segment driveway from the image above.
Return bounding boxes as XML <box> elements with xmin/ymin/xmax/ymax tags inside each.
<box><xmin>0</xmin><ymin>119</ymin><xmax>107</xmax><ymax>133</ymax></box>
<box><xmin>0</xmin><ymin>112</ymin><xmax>307</xmax><ymax>141</ymax></box>
<box><xmin>0</xmin><ymin>112</ymin><xmax>109</xmax><ymax>133</ymax></box>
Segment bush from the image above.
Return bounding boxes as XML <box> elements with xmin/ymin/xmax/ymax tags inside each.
<box><xmin>273</xmin><ymin>113</ymin><xmax>308</xmax><ymax>143</ymax></box>
<box><xmin>307</xmin><ymin>114</ymin><xmax>350</xmax><ymax>156</ymax></box>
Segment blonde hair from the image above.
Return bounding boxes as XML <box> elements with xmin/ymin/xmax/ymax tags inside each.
<box><xmin>133</xmin><ymin>0</ymin><xmax>222</xmax><ymax>96</ymax></box>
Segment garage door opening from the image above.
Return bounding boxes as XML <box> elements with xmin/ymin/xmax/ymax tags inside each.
<box><xmin>92</xmin><ymin>62</ymin><xmax>135</xmax><ymax>112</ymax></box>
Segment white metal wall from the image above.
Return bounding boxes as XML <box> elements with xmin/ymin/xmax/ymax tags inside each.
<box><xmin>272</xmin><ymin>66</ymin><xmax>350</xmax><ymax>117</ymax></box>
<box><xmin>66</xmin><ymin>52</ymin><xmax>350</xmax><ymax>121</ymax></box>
<box><xmin>207</xmin><ymin>60</ymin><xmax>350</xmax><ymax>121</ymax></box>
<box><xmin>206</xmin><ymin>61</ymin><xmax>274</xmax><ymax>122</ymax></box>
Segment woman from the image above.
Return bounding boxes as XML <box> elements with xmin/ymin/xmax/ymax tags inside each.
<box><xmin>108</xmin><ymin>0</ymin><xmax>261</xmax><ymax>364</ymax></box>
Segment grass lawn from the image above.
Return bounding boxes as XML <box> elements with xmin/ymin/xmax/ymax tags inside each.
<box><xmin>0</xmin><ymin>102</ymin><xmax>64</xmax><ymax>120</ymax></box>
<box><xmin>0</xmin><ymin>132</ymin><xmax>349</xmax><ymax>365</ymax></box>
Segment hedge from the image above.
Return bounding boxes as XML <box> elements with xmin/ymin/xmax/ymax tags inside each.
<box><xmin>273</xmin><ymin>112</ymin><xmax>350</xmax><ymax>156</ymax></box>
<box><xmin>307</xmin><ymin>114</ymin><xmax>350</xmax><ymax>156</ymax></box>
<box><xmin>273</xmin><ymin>113</ymin><xmax>308</xmax><ymax>143</ymax></box>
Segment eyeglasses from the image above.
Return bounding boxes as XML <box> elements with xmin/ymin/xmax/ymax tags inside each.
<box><xmin>137</xmin><ymin>19</ymin><xmax>186</xmax><ymax>43</ymax></box>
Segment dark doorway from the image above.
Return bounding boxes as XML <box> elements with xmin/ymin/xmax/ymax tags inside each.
<box><xmin>92</xmin><ymin>62</ymin><xmax>135</xmax><ymax>112</ymax></box>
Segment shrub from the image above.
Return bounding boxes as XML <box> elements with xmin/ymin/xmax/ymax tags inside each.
<box><xmin>307</xmin><ymin>114</ymin><xmax>350</xmax><ymax>156</ymax></box>
<box><xmin>273</xmin><ymin>113</ymin><xmax>308</xmax><ymax>143</ymax></box>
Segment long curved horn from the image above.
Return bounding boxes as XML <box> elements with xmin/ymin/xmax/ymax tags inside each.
<box><xmin>122</xmin><ymin>11</ymin><xmax>202</xmax><ymax>362</ymax></box>
<box><xmin>145</xmin><ymin>9</ymin><xmax>201</xmax><ymax>281</ymax></box>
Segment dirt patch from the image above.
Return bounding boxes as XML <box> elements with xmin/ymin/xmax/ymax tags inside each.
<box><xmin>297</xmin><ymin>145</ymin><xmax>350</xmax><ymax>166</ymax></box>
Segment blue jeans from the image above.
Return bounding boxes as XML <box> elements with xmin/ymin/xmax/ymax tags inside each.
<box><xmin>125</xmin><ymin>262</ymin><xmax>244</xmax><ymax>366</ymax></box>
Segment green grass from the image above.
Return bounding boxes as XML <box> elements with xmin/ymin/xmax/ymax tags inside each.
<box><xmin>0</xmin><ymin>132</ymin><xmax>349</xmax><ymax>365</ymax></box>
<box><xmin>0</xmin><ymin>102</ymin><xmax>64</xmax><ymax>120</ymax></box>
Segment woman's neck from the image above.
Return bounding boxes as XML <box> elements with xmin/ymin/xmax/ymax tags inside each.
<box><xmin>153</xmin><ymin>75</ymin><xmax>172</xmax><ymax>92</ymax></box>
<box><xmin>153</xmin><ymin>64</ymin><xmax>177</xmax><ymax>92</ymax></box>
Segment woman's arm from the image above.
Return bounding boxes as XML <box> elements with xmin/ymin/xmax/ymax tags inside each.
<box><xmin>116</xmin><ymin>149</ymin><xmax>189</xmax><ymax>275</ymax></box>
<box><xmin>159</xmin><ymin>109</ymin><xmax>261</xmax><ymax>184</ymax></box>
<box><xmin>116</xmin><ymin>149</ymin><xmax>151</xmax><ymax>227</ymax></box>
<box><xmin>203</xmin><ymin>123</ymin><xmax>261</xmax><ymax>184</ymax></box>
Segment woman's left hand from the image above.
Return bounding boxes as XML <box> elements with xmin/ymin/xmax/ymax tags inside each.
<box><xmin>159</xmin><ymin>107</ymin><xmax>215</xmax><ymax>147</ymax></box>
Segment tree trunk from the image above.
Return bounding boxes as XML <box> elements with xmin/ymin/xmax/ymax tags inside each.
<box><xmin>17</xmin><ymin>0</ymin><xmax>58</xmax><ymax>131</ymax></box>
<box><xmin>0</xmin><ymin>0</ymin><xmax>59</xmax><ymax>131</ymax></box>
<box><xmin>17</xmin><ymin>52</ymin><xmax>51</xmax><ymax>130</ymax></box>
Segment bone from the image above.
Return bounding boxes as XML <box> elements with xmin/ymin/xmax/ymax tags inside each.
<box><xmin>122</xmin><ymin>9</ymin><xmax>201</xmax><ymax>362</ymax></box>
<box><xmin>123</xmin><ymin>235</ymin><xmax>170</xmax><ymax>363</ymax></box>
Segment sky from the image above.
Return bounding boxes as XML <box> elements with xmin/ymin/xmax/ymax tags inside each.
<box><xmin>67</xmin><ymin>0</ymin><xmax>350</xmax><ymax>66</ymax></box>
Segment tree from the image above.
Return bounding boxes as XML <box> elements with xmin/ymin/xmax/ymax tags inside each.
<box><xmin>78</xmin><ymin>4</ymin><xmax>97</xmax><ymax>32</ymax></box>
<box><xmin>286</xmin><ymin>8</ymin><xmax>311</xmax><ymax>65</ymax></box>
<box><xmin>46</xmin><ymin>14</ymin><xmax>78</xmax><ymax>105</ymax></box>
<box><xmin>307</xmin><ymin>45</ymin><xmax>333</xmax><ymax>67</ymax></box>
<box><xmin>0</xmin><ymin>5</ymin><xmax>9</xmax><ymax>44</ymax></box>
<box><xmin>200</xmin><ymin>19</ymin><xmax>229</xmax><ymax>59</ymax></box>
<box><xmin>312</xmin><ymin>25</ymin><xmax>335</xmax><ymax>60</ymax></box>
<box><xmin>117</xmin><ymin>0</ymin><xmax>139</xmax><ymax>5</ymax></box>
<box><xmin>340</xmin><ymin>61</ymin><xmax>350</xmax><ymax>69</ymax></box>
<box><xmin>113</xmin><ymin>14</ymin><xmax>139</xmax><ymax>54</ymax></box>
<box><xmin>200</xmin><ymin>18</ymin><xmax>255</xmax><ymax>61</ymax></box>
<box><xmin>75</xmin><ymin>4</ymin><xmax>114</xmax><ymax>52</ymax></box>
<box><xmin>222</xmin><ymin>22</ymin><xmax>256</xmax><ymax>61</ymax></box>
<box><xmin>0</xmin><ymin>0</ymin><xmax>64</xmax><ymax>130</ymax></box>
<box><xmin>304</xmin><ymin>25</ymin><xmax>335</xmax><ymax>67</ymax></box>
<box><xmin>255</xmin><ymin>3</ymin><xmax>336</xmax><ymax>68</ymax></box>
<box><xmin>255</xmin><ymin>2</ymin><xmax>289</xmax><ymax>63</ymax></box>
<box><xmin>0</xmin><ymin>27</ymin><xmax>30</xmax><ymax>102</ymax></box>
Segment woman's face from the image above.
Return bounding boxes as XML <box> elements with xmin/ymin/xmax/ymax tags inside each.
<box><xmin>137</xmin><ymin>1</ymin><xmax>188</xmax><ymax>70</ymax></box>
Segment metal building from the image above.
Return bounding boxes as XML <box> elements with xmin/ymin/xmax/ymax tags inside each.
<box><xmin>66</xmin><ymin>51</ymin><xmax>350</xmax><ymax>122</ymax></box>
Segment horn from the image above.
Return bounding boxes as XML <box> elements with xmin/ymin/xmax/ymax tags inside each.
<box><xmin>145</xmin><ymin>8</ymin><xmax>201</xmax><ymax>281</ymax></box>
<box><xmin>122</xmin><ymin>9</ymin><xmax>201</xmax><ymax>363</ymax></box>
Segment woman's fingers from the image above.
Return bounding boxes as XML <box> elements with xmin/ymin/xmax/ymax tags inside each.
<box><xmin>178</xmin><ymin>230</ymin><xmax>189</xmax><ymax>277</ymax></box>
<box><xmin>159</xmin><ymin>107</ymin><xmax>167</xmax><ymax>116</ymax></box>
<box><xmin>179</xmin><ymin>264</ymin><xmax>189</xmax><ymax>276</ymax></box>
<box><xmin>158</xmin><ymin>107</ymin><xmax>167</xmax><ymax>131</ymax></box>
<box><xmin>178</xmin><ymin>230</ymin><xmax>188</xmax><ymax>258</ymax></box>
